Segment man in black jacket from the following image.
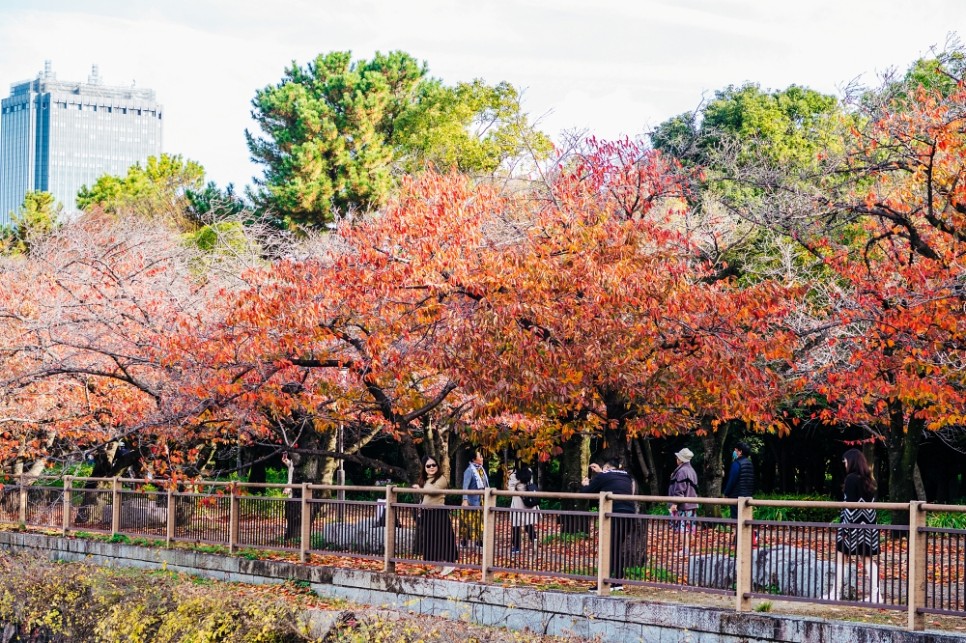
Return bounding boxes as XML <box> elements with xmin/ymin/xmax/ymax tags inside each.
<box><xmin>581</xmin><ymin>458</ymin><xmax>637</xmax><ymax>590</ymax></box>
<box><xmin>723</xmin><ymin>441</ymin><xmax>755</xmax><ymax>519</ymax></box>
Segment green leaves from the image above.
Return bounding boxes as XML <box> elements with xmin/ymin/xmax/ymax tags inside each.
<box><xmin>1</xmin><ymin>191</ymin><xmax>63</xmax><ymax>256</ymax></box>
<box><xmin>246</xmin><ymin>50</ymin><xmax>550</xmax><ymax>229</ymax></box>
<box><xmin>76</xmin><ymin>153</ymin><xmax>206</xmax><ymax>223</ymax></box>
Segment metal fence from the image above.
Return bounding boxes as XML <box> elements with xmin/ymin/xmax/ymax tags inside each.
<box><xmin>1</xmin><ymin>475</ymin><xmax>963</xmax><ymax>631</ymax></box>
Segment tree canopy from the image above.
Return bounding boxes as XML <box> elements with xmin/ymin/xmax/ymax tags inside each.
<box><xmin>1</xmin><ymin>191</ymin><xmax>63</xmax><ymax>256</ymax></box>
<box><xmin>76</xmin><ymin>153</ymin><xmax>206</xmax><ymax>225</ymax></box>
<box><xmin>246</xmin><ymin>50</ymin><xmax>551</xmax><ymax>229</ymax></box>
<box><xmin>2</xmin><ymin>44</ymin><xmax>966</xmax><ymax>506</ymax></box>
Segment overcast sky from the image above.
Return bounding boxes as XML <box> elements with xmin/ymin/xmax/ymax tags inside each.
<box><xmin>0</xmin><ymin>0</ymin><xmax>962</xmax><ymax>192</ymax></box>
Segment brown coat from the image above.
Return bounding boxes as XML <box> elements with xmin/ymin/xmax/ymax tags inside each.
<box><xmin>419</xmin><ymin>475</ymin><xmax>449</xmax><ymax>506</ymax></box>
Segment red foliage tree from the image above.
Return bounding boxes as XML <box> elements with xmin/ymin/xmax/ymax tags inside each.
<box><xmin>799</xmin><ymin>78</ymin><xmax>966</xmax><ymax>508</ymax></box>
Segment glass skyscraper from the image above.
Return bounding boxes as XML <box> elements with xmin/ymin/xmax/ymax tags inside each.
<box><xmin>0</xmin><ymin>61</ymin><xmax>163</xmax><ymax>224</ymax></box>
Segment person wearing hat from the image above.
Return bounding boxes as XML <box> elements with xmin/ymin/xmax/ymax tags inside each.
<box><xmin>668</xmin><ymin>448</ymin><xmax>699</xmax><ymax>535</ymax></box>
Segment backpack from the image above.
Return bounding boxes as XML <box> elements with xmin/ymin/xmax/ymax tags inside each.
<box><xmin>522</xmin><ymin>482</ymin><xmax>541</xmax><ymax>508</ymax></box>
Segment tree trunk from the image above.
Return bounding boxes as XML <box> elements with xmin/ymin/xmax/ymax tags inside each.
<box><xmin>886</xmin><ymin>400</ymin><xmax>923</xmax><ymax>529</ymax></box>
<box><xmin>558</xmin><ymin>432</ymin><xmax>591</xmax><ymax>534</ymax></box>
<box><xmin>912</xmin><ymin>463</ymin><xmax>926</xmax><ymax>502</ymax></box>
<box><xmin>427</xmin><ymin>421</ymin><xmax>451</xmax><ymax>484</ymax></box>
<box><xmin>284</xmin><ymin>432</ymin><xmax>323</xmax><ymax>541</ymax></box>
<box><xmin>700</xmin><ymin>423</ymin><xmax>729</xmax><ymax>518</ymax></box>
<box><xmin>398</xmin><ymin>430</ymin><xmax>422</xmax><ymax>485</ymax></box>
<box><xmin>559</xmin><ymin>432</ymin><xmax>591</xmax><ymax>493</ymax></box>
<box><xmin>595</xmin><ymin>425</ymin><xmax>627</xmax><ymax>466</ymax></box>
<box><xmin>633</xmin><ymin>437</ymin><xmax>660</xmax><ymax>495</ymax></box>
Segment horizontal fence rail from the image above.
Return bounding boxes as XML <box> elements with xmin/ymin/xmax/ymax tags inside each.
<box><xmin>0</xmin><ymin>475</ymin><xmax>963</xmax><ymax>631</ymax></box>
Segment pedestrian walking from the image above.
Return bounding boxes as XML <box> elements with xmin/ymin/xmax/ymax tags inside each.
<box><xmin>824</xmin><ymin>449</ymin><xmax>881</xmax><ymax>602</ymax></box>
<box><xmin>668</xmin><ymin>447</ymin><xmax>699</xmax><ymax>538</ymax></box>
<box><xmin>508</xmin><ymin>465</ymin><xmax>538</xmax><ymax>554</ymax></box>
<box><xmin>460</xmin><ymin>449</ymin><xmax>489</xmax><ymax>549</ymax></box>
<box><xmin>723</xmin><ymin>441</ymin><xmax>755</xmax><ymax>520</ymax></box>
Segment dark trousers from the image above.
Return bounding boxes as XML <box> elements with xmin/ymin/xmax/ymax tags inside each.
<box><xmin>610</xmin><ymin>513</ymin><xmax>635</xmax><ymax>580</ymax></box>
<box><xmin>511</xmin><ymin>524</ymin><xmax>536</xmax><ymax>550</ymax></box>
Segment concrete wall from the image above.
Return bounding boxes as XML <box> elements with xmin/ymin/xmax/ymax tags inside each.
<box><xmin>0</xmin><ymin>532</ymin><xmax>961</xmax><ymax>643</ymax></box>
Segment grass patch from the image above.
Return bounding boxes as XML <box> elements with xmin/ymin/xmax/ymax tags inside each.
<box><xmin>624</xmin><ymin>565</ymin><xmax>677</xmax><ymax>583</ymax></box>
<box><xmin>195</xmin><ymin>543</ymin><xmax>230</xmax><ymax>555</ymax></box>
<box><xmin>238</xmin><ymin>548</ymin><xmax>263</xmax><ymax>560</ymax></box>
<box><xmin>540</xmin><ymin>532</ymin><xmax>588</xmax><ymax>545</ymax></box>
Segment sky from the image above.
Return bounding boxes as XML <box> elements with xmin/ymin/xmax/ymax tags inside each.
<box><xmin>0</xmin><ymin>0</ymin><xmax>963</xmax><ymax>192</ymax></box>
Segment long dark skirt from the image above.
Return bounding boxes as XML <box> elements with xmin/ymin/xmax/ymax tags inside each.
<box><xmin>419</xmin><ymin>506</ymin><xmax>458</xmax><ymax>563</ymax></box>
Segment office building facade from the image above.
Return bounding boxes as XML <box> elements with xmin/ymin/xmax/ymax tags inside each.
<box><xmin>0</xmin><ymin>61</ymin><xmax>163</xmax><ymax>224</ymax></box>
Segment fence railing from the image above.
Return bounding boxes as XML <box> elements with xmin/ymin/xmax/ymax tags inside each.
<box><xmin>0</xmin><ymin>475</ymin><xmax>963</xmax><ymax>631</ymax></box>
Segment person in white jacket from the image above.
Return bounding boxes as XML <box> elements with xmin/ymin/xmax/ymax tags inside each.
<box><xmin>508</xmin><ymin>466</ymin><xmax>538</xmax><ymax>554</ymax></box>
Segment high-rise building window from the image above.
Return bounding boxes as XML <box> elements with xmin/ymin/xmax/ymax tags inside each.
<box><xmin>0</xmin><ymin>63</ymin><xmax>163</xmax><ymax>222</ymax></box>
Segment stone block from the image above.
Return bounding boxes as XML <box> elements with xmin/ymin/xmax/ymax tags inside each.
<box><xmin>588</xmin><ymin>618</ymin><xmax>644</xmax><ymax>642</ymax></box>
<box><xmin>544</xmin><ymin>612</ymin><xmax>589</xmax><ymax>640</ymax></box>
<box><xmin>541</xmin><ymin>590</ymin><xmax>585</xmax><ymax>617</ymax></box>
<box><xmin>753</xmin><ymin>546</ymin><xmax>834</xmax><ymax>598</ymax></box>
<box><xmin>316</xmin><ymin>518</ymin><xmax>413</xmax><ymax>555</ymax></box>
<box><xmin>101</xmin><ymin>501</ymin><xmax>168</xmax><ymax>527</ymax></box>
<box><xmin>475</xmin><ymin>584</ymin><xmax>506</xmax><ymax>607</ymax></box>
<box><xmin>688</xmin><ymin>553</ymin><xmax>735</xmax><ymax>589</ymax></box>
<box><xmin>502</xmin><ymin>586</ymin><xmax>543</xmax><ymax>611</ymax></box>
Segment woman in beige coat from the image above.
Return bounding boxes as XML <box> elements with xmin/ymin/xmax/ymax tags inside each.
<box><xmin>413</xmin><ymin>455</ymin><xmax>458</xmax><ymax>575</ymax></box>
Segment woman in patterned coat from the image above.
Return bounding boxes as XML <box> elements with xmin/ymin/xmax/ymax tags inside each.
<box><xmin>824</xmin><ymin>449</ymin><xmax>881</xmax><ymax>602</ymax></box>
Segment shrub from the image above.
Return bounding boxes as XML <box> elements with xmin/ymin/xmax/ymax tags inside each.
<box><xmin>927</xmin><ymin>511</ymin><xmax>966</xmax><ymax>529</ymax></box>
<box><xmin>751</xmin><ymin>494</ymin><xmax>840</xmax><ymax>523</ymax></box>
<box><xmin>0</xmin><ymin>551</ymin><xmax>314</xmax><ymax>642</ymax></box>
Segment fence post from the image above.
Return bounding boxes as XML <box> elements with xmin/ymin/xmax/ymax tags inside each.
<box><xmin>383</xmin><ymin>486</ymin><xmax>397</xmax><ymax>574</ymax></box>
<box><xmin>18</xmin><ymin>473</ymin><xmax>26</xmax><ymax>525</ymax></box>
<box><xmin>596</xmin><ymin>492</ymin><xmax>613</xmax><ymax>595</ymax></box>
<box><xmin>111</xmin><ymin>477</ymin><xmax>121</xmax><ymax>535</ymax></box>
<box><xmin>229</xmin><ymin>482</ymin><xmax>239</xmax><ymax>553</ymax></box>
<box><xmin>735</xmin><ymin>497</ymin><xmax>753</xmax><ymax>612</ymax></box>
<box><xmin>481</xmin><ymin>487</ymin><xmax>495</xmax><ymax>582</ymax></box>
<box><xmin>166</xmin><ymin>485</ymin><xmax>175</xmax><ymax>547</ymax></box>
<box><xmin>300</xmin><ymin>483</ymin><xmax>311</xmax><ymax>563</ymax></box>
<box><xmin>62</xmin><ymin>475</ymin><xmax>72</xmax><ymax>535</ymax></box>
<box><xmin>907</xmin><ymin>501</ymin><xmax>926</xmax><ymax>631</ymax></box>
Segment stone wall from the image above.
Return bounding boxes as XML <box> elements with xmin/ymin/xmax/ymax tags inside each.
<box><xmin>0</xmin><ymin>532</ymin><xmax>961</xmax><ymax>643</ymax></box>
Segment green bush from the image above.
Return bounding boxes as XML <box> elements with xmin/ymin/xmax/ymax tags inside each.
<box><xmin>927</xmin><ymin>511</ymin><xmax>966</xmax><ymax>529</ymax></box>
<box><xmin>751</xmin><ymin>494</ymin><xmax>840</xmax><ymax>523</ymax></box>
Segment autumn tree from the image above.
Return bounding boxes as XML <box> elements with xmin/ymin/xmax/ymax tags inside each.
<box><xmin>227</xmin><ymin>140</ymin><xmax>795</xmax><ymax>493</ymax></box>
<box><xmin>806</xmin><ymin>59</ymin><xmax>966</xmax><ymax>513</ymax></box>
<box><xmin>651</xmin><ymin>83</ymin><xmax>852</xmax><ymax>492</ymax></box>
<box><xmin>0</xmin><ymin>212</ymin><xmax>241</xmax><ymax>480</ymax></box>
<box><xmin>693</xmin><ymin>45</ymin><xmax>966</xmax><ymax>513</ymax></box>
<box><xmin>417</xmin><ymin>140</ymin><xmax>799</xmax><ymax>493</ymax></box>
